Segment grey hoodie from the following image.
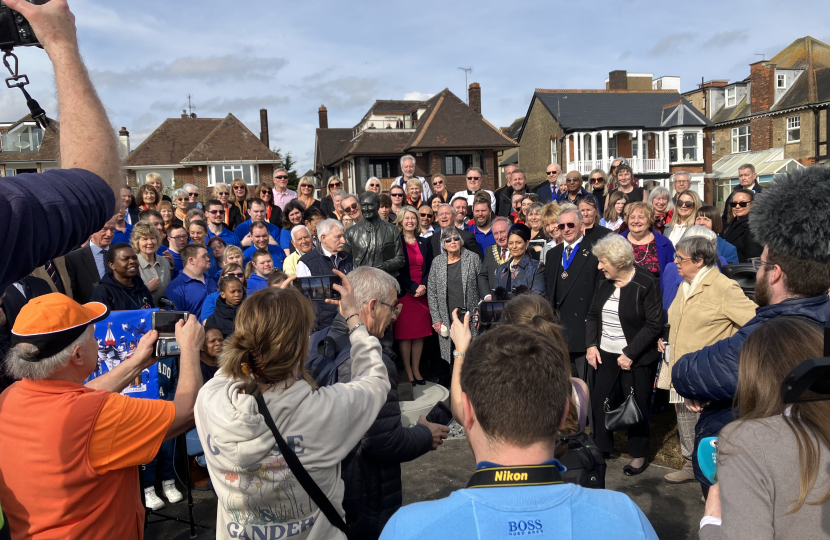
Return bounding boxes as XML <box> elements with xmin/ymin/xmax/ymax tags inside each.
<box><xmin>195</xmin><ymin>325</ymin><xmax>390</xmax><ymax>540</ymax></box>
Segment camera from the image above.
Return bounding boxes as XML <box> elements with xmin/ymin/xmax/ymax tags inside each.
<box><xmin>294</xmin><ymin>275</ymin><xmax>342</xmax><ymax>300</ymax></box>
<box><xmin>479</xmin><ymin>301</ymin><xmax>507</xmax><ymax>329</ymax></box>
<box><xmin>0</xmin><ymin>1</ymin><xmax>45</xmax><ymax>50</ymax></box>
<box><xmin>152</xmin><ymin>311</ymin><xmax>188</xmax><ymax>357</ymax></box>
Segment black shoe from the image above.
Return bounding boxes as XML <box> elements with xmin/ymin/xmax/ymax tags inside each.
<box><xmin>411</xmin><ymin>381</ymin><xmax>417</xmax><ymax>387</ymax></box>
<box><xmin>415</xmin><ymin>378</ymin><xmax>426</xmax><ymax>385</ymax></box>
<box><xmin>623</xmin><ymin>462</ymin><xmax>649</xmax><ymax>476</ymax></box>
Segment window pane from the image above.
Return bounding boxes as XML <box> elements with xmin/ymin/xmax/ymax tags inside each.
<box><xmin>683</xmin><ymin>133</ymin><xmax>697</xmax><ymax>161</ymax></box>
<box><xmin>669</xmin><ymin>134</ymin><xmax>677</xmax><ymax>162</ymax></box>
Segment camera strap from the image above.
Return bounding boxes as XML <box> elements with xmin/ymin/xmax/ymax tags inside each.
<box><xmin>466</xmin><ymin>464</ymin><xmax>564</xmax><ymax>489</ymax></box>
<box><xmin>2</xmin><ymin>50</ymin><xmax>49</xmax><ymax>128</ymax></box>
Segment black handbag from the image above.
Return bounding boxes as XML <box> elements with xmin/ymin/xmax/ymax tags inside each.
<box><xmin>603</xmin><ymin>371</ymin><xmax>644</xmax><ymax>432</ymax></box>
<box><xmin>255</xmin><ymin>393</ymin><xmax>349</xmax><ymax>534</ymax></box>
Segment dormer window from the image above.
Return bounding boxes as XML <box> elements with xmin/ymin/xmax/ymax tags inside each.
<box><xmin>725</xmin><ymin>87</ymin><xmax>736</xmax><ymax>108</ymax></box>
<box><xmin>777</xmin><ymin>74</ymin><xmax>787</xmax><ymax>89</ymax></box>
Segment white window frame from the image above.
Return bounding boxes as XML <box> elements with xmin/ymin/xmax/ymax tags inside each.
<box><xmin>731</xmin><ymin>125</ymin><xmax>750</xmax><ymax>153</ymax></box>
<box><xmin>712</xmin><ymin>132</ymin><xmax>716</xmax><ymax>154</ymax></box>
<box><xmin>550</xmin><ymin>138</ymin><xmax>558</xmax><ymax>164</ymax></box>
<box><xmin>208</xmin><ymin>163</ymin><xmax>261</xmax><ymax>186</ymax></box>
<box><xmin>777</xmin><ymin>74</ymin><xmax>787</xmax><ymax>89</ymax></box>
<box><xmin>725</xmin><ymin>87</ymin><xmax>736</xmax><ymax>108</ymax></box>
<box><xmin>608</xmin><ymin>134</ymin><xmax>618</xmax><ymax>158</ymax></box>
<box><xmin>786</xmin><ymin>116</ymin><xmax>801</xmax><ymax>143</ymax></box>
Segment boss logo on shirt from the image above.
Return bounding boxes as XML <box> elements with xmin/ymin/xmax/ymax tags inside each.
<box><xmin>508</xmin><ymin>519</ymin><xmax>543</xmax><ymax>535</ymax></box>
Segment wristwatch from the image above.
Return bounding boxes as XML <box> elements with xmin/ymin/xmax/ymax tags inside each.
<box><xmin>453</xmin><ymin>350</ymin><xmax>465</xmax><ymax>358</ymax></box>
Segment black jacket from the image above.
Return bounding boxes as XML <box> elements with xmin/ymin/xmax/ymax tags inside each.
<box><xmin>228</xmin><ymin>202</ymin><xmax>248</xmax><ymax>231</ymax></box>
<box><xmin>320</xmin><ymin>196</ymin><xmax>338</xmax><ymax>219</ymax></box>
<box><xmin>494</xmin><ymin>185</ymin><xmax>528</xmax><ymax>217</ymax></box>
<box><xmin>429</xmin><ymin>228</ymin><xmax>482</xmax><ymax>260</ymax></box>
<box><xmin>544</xmin><ymin>240</ymin><xmax>602</xmax><ymax>353</ymax></box>
<box><xmin>266</xmin><ymin>204</ymin><xmax>284</xmax><ymax>229</ymax></box>
<box><xmin>477</xmin><ymin>243</ymin><xmax>509</xmax><ymax>298</ymax></box>
<box><xmin>585</xmin><ymin>266</ymin><xmax>663</xmax><ymax>366</ymax></box>
<box><xmin>206</xmin><ymin>296</ymin><xmax>240</xmax><ymax>337</ymax></box>
<box><xmin>583</xmin><ymin>224</ymin><xmax>612</xmax><ymax>243</ymax></box>
<box><xmin>333</xmin><ymin>314</ymin><xmax>432</xmax><ymax>539</ymax></box>
<box><xmin>721</xmin><ymin>181</ymin><xmax>763</xmax><ymax>226</ymax></box>
<box><xmin>721</xmin><ymin>215</ymin><xmax>762</xmax><ymax>263</ymax></box>
<box><xmin>65</xmin><ymin>245</ymin><xmax>101</xmax><ymax>304</ymax></box>
<box><xmin>396</xmin><ymin>236</ymin><xmax>432</xmax><ymax>297</ymax></box>
<box><xmin>89</xmin><ymin>272</ymin><xmax>155</xmax><ymax>311</ymax></box>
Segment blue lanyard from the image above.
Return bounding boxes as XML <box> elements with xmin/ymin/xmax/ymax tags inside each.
<box><xmin>562</xmin><ymin>243</ymin><xmax>580</xmax><ymax>271</ymax></box>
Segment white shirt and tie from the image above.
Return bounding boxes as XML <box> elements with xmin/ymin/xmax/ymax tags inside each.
<box><xmin>295</xmin><ymin>247</ymin><xmax>337</xmax><ymax>277</ymax></box>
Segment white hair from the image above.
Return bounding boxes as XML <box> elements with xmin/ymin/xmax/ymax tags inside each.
<box><xmin>399</xmin><ymin>154</ymin><xmax>416</xmax><ymax>167</ymax></box>
<box><xmin>558</xmin><ymin>204</ymin><xmax>583</xmax><ymax>223</ymax></box>
<box><xmin>291</xmin><ymin>225</ymin><xmax>311</xmax><ymax>241</ymax></box>
<box><xmin>365</xmin><ymin>177</ymin><xmax>381</xmax><ymax>190</ymax></box>
<box><xmin>349</xmin><ymin>266</ymin><xmax>400</xmax><ymax>305</ymax></box>
<box><xmin>172</xmin><ymin>188</ymin><xmax>188</xmax><ymax>200</ymax></box>
<box><xmin>5</xmin><ymin>326</ymin><xmax>95</xmax><ymax>381</ymax></box>
<box><xmin>183</xmin><ymin>183</ymin><xmax>199</xmax><ymax>193</ymax></box>
<box><xmin>317</xmin><ymin>218</ymin><xmax>344</xmax><ymax>238</ymax></box>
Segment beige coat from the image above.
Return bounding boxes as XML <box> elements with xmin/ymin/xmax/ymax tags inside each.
<box><xmin>657</xmin><ymin>268</ymin><xmax>757</xmax><ymax>390</ymax></box>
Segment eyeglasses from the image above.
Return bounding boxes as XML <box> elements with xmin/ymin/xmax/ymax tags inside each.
<box><xmin>328</xmin><ymin>182</ymin><xmax>342</xmax><ymax>188</ymax></box>
<box><xmin>390</xmin><ymin>193</ymin><xmax>404</xmax><ymax>197</ymax></box>
<box><xmin>207</xmin><ymin>209</ymin><xmax>222</xmax><ymax>214</ymax></box>
<box><xmin>729</xmin><ymin>201</ymin><xmax>750</xmax><ymax>208</ymax></box>
<box><xmin>226</xmin><ymin>272</ymin><xmax>244</xmax><ymax>279</ymax></box>
<box><xmin>546</xmin><ymin>171</ymin><xmax>559</xmax><ymax>176</ymax></box>
<box><xmin>750</xmin><ymin>257</ymin><xmax>776</xmax><ymax>271</ymax></box>
<box><xmin>590</xmin><ymin>177</ymin><xmax>604</xmax><ymax>184</ymax></box>
<box><xmin>420</xmin><ymin>212</ymin><xmax>433</xmax><ymax>217</ymax></box>
<box><xmin>275</xmin><ymin>175</ymin><xmax>289</xmax><ymax>180</ymax></box>
<box><xmin>374</xmin><ymin>300</ymin><xmax>403</xmax><ymax>316</ymax></box>
<box><xmin>565</xmin><ymin>177</ymin><xmax>581</xmax><ymax>182</ymax></box>
<box><xmin>466</xmin><ymin>176</ymin><xmax>481</xmax><ymax>181</ymax></box>
<box><xmin>557</xmin><ymin>222</ymin><xmax>577</xmax><ymax>230</ymax></box>
<box><xmin>677</xmin><ymin>200</ymin><xmax>696</xmax><ymax>208</ymax></box>
<box><xmin>443</xmin><ymin>236</ymin><xmax>461</xmax><ymax>243</ymax></box>
<box><xmin>343</xmin><ymin>204</ymin><xmax>359</xmax><ymax>212</ymax></box>
<box><xmin>433</xmin><ymin>180</ymin><xmax>444</xmax><ymax>185</ymax></box>
<box><xmin>674</xmin><ymin>254</ymin><xmax>692</xmax><ymax>263</ymax></box>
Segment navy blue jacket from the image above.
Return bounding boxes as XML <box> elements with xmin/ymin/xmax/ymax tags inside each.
<box><xmin>556</xmin><ymin>187</ymin><xmax>597</xmax><ymax>208</ymax></box>
<box><xmin>494</xmin><ymin>253</ymin><xmax>545</xmax><ymax>296</ymax></box>
<box><xmin>0</xmin><ymin>169</ymin><xmax>115</xmax><ymax>292</ymax></box>
<box><xmin>621</xmin><ymin>229</ymin><xmax>675</xmax><ymax>278</ymax></box>
<box><xmin>396</xmin><ymin>236</ymin><xmax>432</xmax><ymax>297</ymax></box>
<box><xmin>89</xmin><ymin>272</ymin><xmax>156</xmax><ymax>311</ymax></box>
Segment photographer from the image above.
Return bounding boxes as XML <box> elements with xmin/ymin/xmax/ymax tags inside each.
<box><xmin>700</xmin><ymin>318</ymin><xmax>830</xmax><ymax>540</ymax></box>
<box><xmin>1</xmin><ymin>0</ymin><xmax>123</xmax><ymax>291</ymax></box>
<box><xmin>381</xmin><ymin>319</ymin><xmax>657</xmax><ymax>539</ymax></box>
<box><xmin>0</xmin><ymin>294</ymin><xmax>204</xmax><ymax>539</ymax></box>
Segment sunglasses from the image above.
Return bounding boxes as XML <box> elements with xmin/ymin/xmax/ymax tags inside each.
<box><xmin>677</xmin><ymin>200</ymin><xmax>696</xmax><ymax>208</ymax></box>
<box><xmin>300</xmin><ymin>184</ymin><xmax>313</xmax><ymax>188</ymax></box>
<box><xmin>590</xmin><ymin>178</ymin><xmax>604</xmax><ymax>184</ymax></box>
<box><xmin>207</xmin><ymin>210</ymin><xmax>222</xmax><ymax>214</ymax></box>
<box><xmin>234</xmin><ymin>186</ymin><xmax>246</xmax><ymax>190</ymax></box>
<box><xmin>443</xmin><ymin>236</ymin><xmax>461</xmax><ymax>243</ymax></box>
<box><xmin>275</xmin><ymin>175</ymin><xmax>289</xmax><ymax>180</ymax></box>
<box><xmin>557</xmin><ymin>222</ymin><xmax>577</xmax><ymax>230</ymax></box>
<box><xmin>329</xmin><ymin>182</ymin><xmax>342</xmax><ymax>188</ymax></box>
<box><xmin>390</xmin><ymin>193</ymin><xmax>404</xmax><ymax>197</ymax></box>
<box><xmin>565</xmin><ymin>177</ymin><xmax>581</xmax><ymax>182</ymax></box>
<box><xmin>466</xmin><ymin>176</ymin><xmax>481</xmax><ymax>181</ymax></box>
<box><xmin>546</xmin><ymin>171</ymin><xmax>559</xmax><ymax>176</ymax></box>
<box><xmin>188</xmin><ymin>193</ymin><xmax>199</xmax><ymax>198</ymax></box>
<box><xmin>420</xmin><ymin>212</ymin><xmax>433</xmax><ymax>217</ymax></box>
<box><xmin>343</xmin><ymin>204</ymin><xmax>359</xmax><ymax>212</ymax></box>
<box><xmin>433</xmin><ymin>180</ymin><xmax>444</xmax><ymax>185</ymax></box>
<box><xmin>227</xmin><ymin>272</ymin><xmax>244</xmax><ymax>279</ymax></box>
<box><xmin>730</xmin><ymin>201</ymin><xmax>750</xmax><ymax>208</ymax></box>
<box><xmin>260</xmin><ymin>189</ymin><xmax>270</xmax><ymax>194</ymax></box>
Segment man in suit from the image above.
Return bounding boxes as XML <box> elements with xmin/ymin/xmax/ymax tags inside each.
<box><xmin>30</xmin><ymin>257</ymin><xmax>73</xmax><ymax>299</ymax></box>
<box><xmin>65</xmin><ymin>216</ymin><xmax>117</xmax><ymax>304</ymax></box>
<box><xmin>544</xmin><ymin>207</ymin><xmax>601</xmax><ymax>380</ymax></box>
<box><xmin>121</xmin><ymin>187</ymin><xmax>139</xmax><ymax>226</ymax></box>
<box><xmin>494</xmin><ymin>168</ymin><xmax>529</xmax><ymax>217</ymax></box>
<box><xmin>477</xmin><ymin>217</ymin><xmax>511</xmax><ymax>298</ymax></box>
<box><xmin>536</xmin><ymin>163</ymin><xmax>563</xmax><ymax>203</ymax></box>
<box><xmin>431</xmin><ymin>204</ymin><xmax>482</xmax><ymax>259</ymax></box>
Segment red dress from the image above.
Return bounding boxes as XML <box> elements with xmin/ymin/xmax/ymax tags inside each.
<box><xmin>394</xmin><ymin>242</ymin><xmax>432</xmax><ymax>339</ymax></box>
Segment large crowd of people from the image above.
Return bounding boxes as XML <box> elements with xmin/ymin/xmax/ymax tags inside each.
<box><xmin>1</xmin><ymin>2</ymin><xmax>830</xmax><ymax>540</ymax></box>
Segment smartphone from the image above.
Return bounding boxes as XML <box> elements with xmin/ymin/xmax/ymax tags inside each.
<box><xmin>294</xmin><ymin>275</ymin><xmax>342</xmax><ymax>300</ymax></box>
<box><xmin>151</xmin><ymin>311</ymin><xmax>188</xmax><ymax>336</ymax></box>
<box><xmin>479</xmin><ymin>301</ymin><xmax>507</xmax><ymax>326</ymax></box>
<box><xmin>456</xmin><ymin>308</ymin><xmax>468</xmax><ymax>320</ymax></box>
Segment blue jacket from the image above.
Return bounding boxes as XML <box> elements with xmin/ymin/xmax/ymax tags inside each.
<box><xmin>165</xmin><ymin>272</ymin><xmax>218</xmax><ymax>315</ymax></box>
<box><xmin>717</xmin><ymin>236</ymin><xmax>739</xmax><ymax>265</ymax></box>
<box><xmin>233</xmin><ymin>220</ymin><xmax>281</xmax><ymax>243</ymax></box>
<box><xmin>243</xmin><ymin>243</ymin><xmax>286</xmax><ymax>270</ymax></box>
<box><xmin>207</xmin><ymin>226</ymin><xmax>241</xmax><ymax>248</ymax></box>
<box><xmin>494</xmin><ymin>253</ymin><xmax>545</xmax><ymax>296</ymax></box>
<box><xmin>247</xmin><ymin>273</ymin><xmax>269</xmax><ymax>293</ymax></box>
<box><xmin>621</xmin><ymin>229</ymin><xmax>675</xmax><ymax>278</ymax></box>
<box><xmin>672</xmin><ymin>294</ymin><xmax>830</xmax><ymax>403</ymax></box>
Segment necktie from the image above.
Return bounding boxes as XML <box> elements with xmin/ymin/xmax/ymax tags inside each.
<box><xmin>100</xmin><ymin>249</ymin><xmax>108</xmax><ymax>277</ymax></box>
<box><xmin>565</xmin><ymin>246</ymin><xmax>573</xmax><ymax>259</ymax></box>
<box><xmin>500</xmin><ymin>248</ymin><xmax>507</xmax><ymax>260</ymax></box>
<box><xmin>331</xmin><ymin>254</ymin><xmax>337</xmax><ymax>268</ymax></box>
<box><xmin>44</xmin><ymin>260</ymin><xmax>65</xmax><ymax>293</ymax></box>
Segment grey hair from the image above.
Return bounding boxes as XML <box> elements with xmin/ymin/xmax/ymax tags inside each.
<box><xmin>341</xmin><ymin>194</ymin><xmax>358</xmax><ymax>206</ymax></box>
<box><xmin>183</xmin><ymin>183</ymin><xmax>199</xmax><ymax>194</ymax></box>
<box><xmin>526</xmin><ymin>202</ymin><xmax>544</xmax><ymax>216</ymax></box>
<box><xmin>441</xmin><ymin>225</ymin><xmax>461</xmax><ymax>243</ymax></box>
<box><xmin>437</xmin><ymin>203</ymin><xmax>455</xmax><ymax>215</ymax></box>
<box><xmin>331</xmin><ymin>189</ymin><xmax>347</xmax><ymax>200</ymax></box>
<box><xmin>676</xmin><ymin>235</ymin><xmax>719</xmax><ymax>267</ymax></box>
<box><xmin>273</xmin><ymin>167</ymin><xmax>288</xmax><ymax>176</ymax></box>
<box><xmin>548</xmin><ymin>163</ymin><xmax>562</xmax><ymax>172</ymax></box>
<box><xmin>317</xmin><ymin>218</ymin><xmax>344</xmax><ymax>238</ymax></box>
<box><xmin>679</xmin><ymin>224</ymin><xmax>718</xmax><ymax>246</ymax></box>
<box><xmin>558</xmin><ymin>204</ymin><xmax>583</xmax><ymax>223</ymax></box>
<box><xmin>511</xmin><ymin>168</ymin><xmax>526</xmax><ymax>180</ymax></box>
<box><xmin>399</xmin><ymin>154</ymin><xmax>416</xmax><ymax>167</ymax></box>
<box><xmin>365</xmin><ymin>177</ymin><xmax>381</xmax><ymax>190</ymax></box>
<box><xmin>648</xmin><ymin>186</ymin><xmax>675</xmax><ymax>212</ymax></box>
<box><xmin>672</xmin><ymin>171</ymin><xmax>691</xmax><ymax>183</ymax></box>
<box><xmin>290</xmin><ymin>225</ymin><xmax>311</xmax><ymax>241</ymax></box>
<box><xmin>492</xmin><ymin>216</ymin><xmax>511</xmax><ymax>228</ymax></box>
<box><xmin>466</xmin><ymin>166</ymin><xmax>484</xmax><ymax>178</ymax></box>
<box><xmin>592</xmin><ymin>233</ymin><xmax>634</xmax><ymax>270</ymax></box>
<box><xmin>172</xmin><ymin>188</ymin><xmax>188</xmax><ymax>201</ymax></box>
<box><xmin>5</xmin><ymin>326</ymin><xmax>95</xmax><ymax>381</ymax></box>
<box><xmin>349</xmin><ymin>266</ymin><xmax>400</xmax><ymax>305</ymax></box>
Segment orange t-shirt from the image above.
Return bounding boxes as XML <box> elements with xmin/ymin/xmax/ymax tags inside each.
<box><xmin>0</xmin><ymin>379</ymin><xmax>175</xmax><ymax>540</ymax></box>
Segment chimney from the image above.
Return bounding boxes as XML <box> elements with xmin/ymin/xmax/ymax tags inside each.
<box><xmin>259</xmin><ymin>108</ymin><xmax>269</xmax><ymax>148</ymax></box>
<box><xmin>118</xmin><ymin>127</ymin><xmax>130</xmax><ymax>160</ymax></box>
<box><xmin>181</xmin><ymin>110</ymin><xmax>188</xmax><ymax>118</ymax></box>
<box><xmin>750</xmin><ymin>61</ymin><xmax>775</xmax><ymax>113</ymax></box>
<box><xmin>608</xmin><ymin>70</ymin><xmax>628</xmax><ymax>90</ymax></box>
<box><xmin>318</xmin><ymin>105</ymin><xmax>328</xmax><ymax>129</ymax></box>
<box><xmin>468</xmin><ymin>82</ymin><xmax>481</xmax><ymax>114</ymax></box>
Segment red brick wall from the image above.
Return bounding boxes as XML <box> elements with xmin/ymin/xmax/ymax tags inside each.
<box><xmin>750</xmin><ymin>62</ymin><xmax>775</xmax><ymax>114</ymax></box>
<box><xmin>617</xmin><ymin>134</ymin><xmax>632</xmax><ymax>158</ymax></box>
<box><xmin>750</xmin><ymin>116</ymin><xmax>773</xmax><ymax>151</ymax></box>
<box><xmin>669</xmin><ymin>164</ymin><xmax>704</xmax><ymax>174</ymax></box>
<box><xmin>259</xmin><ymin>164</ymin><xmax>274</xmax><ymax>184</ymax></box>
<box><xmin>425</xmin><ymin>150</ymin><xmax>497</xmax><ymax>193</ymax></box>
<box><xmin>126</xmin><ymin>169</ymin><xmax>137</xmax><ymax>187</ymax></box>
<box><xmin>703</xmin><ymin>129</ymin><xmax>713</xmax><ymax>174</ymax></box>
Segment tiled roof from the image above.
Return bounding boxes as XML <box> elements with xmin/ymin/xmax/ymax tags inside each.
<box><xmin>341</xmin><ymin>131</ymin><xmax>411</xmax><ymax>156</ymax></box>
<box><xmin>661</xmin><ymin>100</ymin><xmax>713</xmax><ymax>128</ymax></box>
<box><xmin>774</xmin><ymin>67</ymin><xmax>830</xmax><ymax>111</ymax></box>
<box><xmin>769</xmin><ymin>36</ymin><xmax>830</xmax><ymax>70</ymax></box>
<box><xmin>316</xmin><ymin>128</ymin><xmax>352</xmax><ymax>167</ymax></box>
<box><xmin>0</xmin><ymin>114</ymin><xmax>60</xmax><ymax>162</ymax></box>
<box><xmin>711</xmin><ymin>96</ymin><xmax>751</xmax><ymax>124</ymax></box>
<box><xmin>503</xmin><ymin>117</ymin><xmax>525</xmax><ymax>140</ymax></box>
<box><xmin>124</xmin><ymin>114</ymin><xmax>279</xmax><ymax>167</ymax></box>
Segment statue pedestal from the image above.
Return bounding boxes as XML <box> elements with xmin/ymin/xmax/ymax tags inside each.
<box><xmin>399</xmin><ymin>382</ymin><xmax>449</xmax><ymax>427</ymax></box>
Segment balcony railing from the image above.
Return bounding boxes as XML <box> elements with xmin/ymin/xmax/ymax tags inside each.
<box><xmin>566</xmin><ymin>157</ymin><xmax>670</xmax><ymax>176</ymax></box>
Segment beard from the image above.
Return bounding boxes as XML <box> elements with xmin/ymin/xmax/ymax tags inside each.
<box><xmin>754</xmin><ymin>268</ymin><xmax>771</xmax><ymax>307</ymax></box>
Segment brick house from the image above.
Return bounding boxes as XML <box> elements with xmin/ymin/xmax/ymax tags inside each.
<box><xmin>0</xmin><ymin>114</ymin><xmax>60</xmax><ymax>177</ymax></box>
<box><xmin>123</xmin><ymin>109</ymin><xmax>281</xmax><ymax>196</ymax></box>
<box><xmin>313</xmin><ymin>84</ymin><xmax>517</xmax><ymax>196</ymax></box>
<box><xmin>682</xmin><ymin>36</ymin><xmax>827</xmax><ymax>209</ymax></box>
<box><xmin>516</xmin><ymin>71</ymin><xmax>713</xmax><ymax>200</ymax></box>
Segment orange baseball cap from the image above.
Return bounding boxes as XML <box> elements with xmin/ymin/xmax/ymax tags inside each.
<box><xmin>11</xmin><ymin>293</ymin><xmax>109</xmax><ymax>360</ymax></box>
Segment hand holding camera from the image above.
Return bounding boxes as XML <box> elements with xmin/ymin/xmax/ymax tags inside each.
<box><xmin>2</xmin><ymin>0</ymin><xmax>79</xmax><ymax>54</ymax></box>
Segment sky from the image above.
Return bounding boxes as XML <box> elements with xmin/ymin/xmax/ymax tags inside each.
<box><xmin>2</xmin><ymin>0</ymin><xmax>828</xmax><ymax>174</ymax></box>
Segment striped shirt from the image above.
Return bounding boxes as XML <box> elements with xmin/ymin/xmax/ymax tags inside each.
<box><xmin>600</xmin><ymin>288</ymin><xmax>627</xmax><ymax>354</ymax></box>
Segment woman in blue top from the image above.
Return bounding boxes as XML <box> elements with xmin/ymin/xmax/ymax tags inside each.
<box><xmin>620</xmin><ymin>202</ymin><xmax>675</xmax><ymax>280</ymax></box>
<box><xmin>694</xmin><ymin>206</ymin><xmax>739</xmax><ymax>265</ymax></box>
<box><xmin>494</xmin><ymin>223</ymin><xmax>545</xmax><ymax>296</ymax></box>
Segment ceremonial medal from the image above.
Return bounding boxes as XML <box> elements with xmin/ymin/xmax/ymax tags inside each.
<box><xmin>561</xmin><ymin>271</ymin><xmax>568</xmax><ymax>279</ymax></box>
<box><xmin>560</xmin><ymin>243</ymin><xmax>580</xmax><ymax>281</ymax></box>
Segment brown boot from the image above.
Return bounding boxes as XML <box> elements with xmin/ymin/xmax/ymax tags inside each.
<box><xmin>664</xmin><ymin>460</ymin><xmax>695</xmax><ymax>484</ymax></box>
<box><xmin>190</xmin><ymin>457</ymin><xmax>210</xmax><ymax>490</ymax></box>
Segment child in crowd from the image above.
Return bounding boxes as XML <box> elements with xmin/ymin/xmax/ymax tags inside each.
<box><xmin>206</xmin><ymin>277</ymin><xmax>245</xmax><ymax>338</ymax></box>
<box><xmin>246</xmin><ymin>249</ymin><xmax>273</xmax><ymax>293</ymax></box>
<box><xmin>200</xmin><ymin>263</ymin><xmax>244</xmax><ymax>322</ymax></box>
<box><xmin>268</xmin><ymin>270</ymin><xmax>288</xmax><ymax>288</ymax></box>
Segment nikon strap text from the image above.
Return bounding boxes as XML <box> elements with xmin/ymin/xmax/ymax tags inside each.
<box><xmin>466</xmin><ymin>464</ymin><xmax>564</xmax><ymax>489</ymax></box>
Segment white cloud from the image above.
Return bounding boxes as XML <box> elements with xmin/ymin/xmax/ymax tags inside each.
<box><xmin>404</xmin><ymin>92</ymin><xmax>435</xmax><ymax>101</ymax></box>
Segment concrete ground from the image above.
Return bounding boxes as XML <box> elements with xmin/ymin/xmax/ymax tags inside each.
<box><xmin>145</xmin><ymin>438</ymin><xmax>703</xmax><ymax>540</ymax></box>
